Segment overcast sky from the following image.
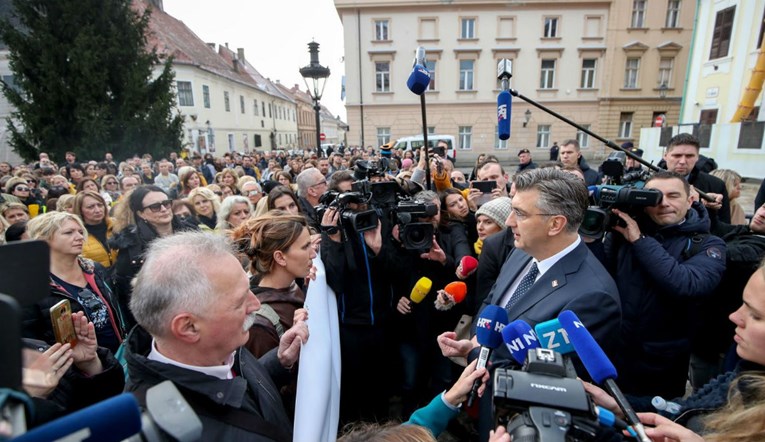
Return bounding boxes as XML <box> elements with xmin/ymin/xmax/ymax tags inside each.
<box><xmin>163</xmin><ymin>0</ymin><xmax>347</xmax><ymax>120</ymax></box>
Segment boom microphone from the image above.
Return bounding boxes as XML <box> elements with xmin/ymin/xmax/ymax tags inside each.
<box><xmin>409</xmin><ymin>277</ymin><xmax>433</xmax><ymax>303</ymax></box>
<box><xmin>14</xmin><ymin>393</ymin><xmax>142</xmax><ymax>442</ymax></box>
<box><xmin>558</xmin><ymin>310</ymin><xmax>651</xmax><ymax>442</ymax></box>
<box><xmin>501</xmin><ymin>319</ymin><xmax>540</xmax><ymax>365</ymax></box>
<box><xmin>406</xmin><ymin>46</ymin><xmax>431</xmax><ymax>95</ymax></box>
<box><xmin>467</xmin><ymin>305</ymin><xmax>509</xmax><ymax>407</ymax></box>
<box><xmin>497</xmin><ymin>90</ymin><xmax>511</xmax><ymax>140</ymax></box>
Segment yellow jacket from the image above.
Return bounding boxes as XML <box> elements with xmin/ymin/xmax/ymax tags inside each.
<box><xmin>82</xmin><ymin>218</ymin><xmax>118</xmax><ymax>268</ymax></box>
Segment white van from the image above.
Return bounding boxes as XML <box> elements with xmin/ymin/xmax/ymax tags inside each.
<box><xmin>393</xmin><ymin>134</ymin><xmax>457</xmax><ymax>161</ymax></box>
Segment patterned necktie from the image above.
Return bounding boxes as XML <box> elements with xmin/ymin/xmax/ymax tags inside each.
<box><xmin>505</xmin><ymin>262</ymin><xmax>539</xmax><ymax>310</ymax></box>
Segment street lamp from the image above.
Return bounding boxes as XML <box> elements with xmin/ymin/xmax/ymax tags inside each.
<box><xmin>659</xmin><ymin>82</ymin><xmax>668</xmax><ymax>99</ymax></box>
<box><xmin>300</xmin><ymin>41</ymin><xmax>331</xmax><ymax>156</ymax></box>
<box><xmin>523</xmin><ymin>109</ymin><xmax>532</xmax><ymax>127</ymax></box>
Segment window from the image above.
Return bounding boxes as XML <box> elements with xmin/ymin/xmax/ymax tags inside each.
<box><xmin>176</xmin><ymin>81</ymin><xmax>194</xmax><ymax>106</ymax></box>
<box><xmin>495</xmin><ymin>126</ymin><xmax>508</xmax><ymax>149</ymax></box>
<box><xmin>268</xmin><ymin>103</ymin><xmax>272</xmax><ymax>118</ymax></box>
<box><xmin>425</xmin><ymin>60</ymin><xmax>437</xmax><ymax>91</ymax></box>
<box><xmin>461</xmin><ymin>18</ymin><xmax>476</xmax><ymax>39</ymax></box>
<box><xmin>240</xmin><ymin>96</ymin><xmax>245</xmax><ymax>114</ymax></box>
<box><xmin>580</xmin><ymin>59</ymin><xmax>596</xmax><ymax>89</ymax></box>
<box><xmin>699</xmin><ymin>109</ymin><xmax>718</xmax><ymax>124</ymax></box>
<box><xmin>658</xmin><ymin>57</ymin><xmax>674</xmax><ymax>87</ymax></box>
<box><xmin>202</xmin><ymin>85</ymin><xmax>210</xmax><ymax>108</ymax></box>
<box><xmin>262</xmin><ymin>102</ymin><xmax>266</xmax><ymax>116</ymax></box>
<box><xmin>1</xmin><ymin>75</ymin><xmax>19</xmax><ymax>94</ymax></box>
<box><xmin>666</xmin><ymin>0</ymin><xmax>680</xmax><ymax>28</ymax></box>
<box><xmin>377</xmin><ymin>127</ymin><xmax>391</xmax><ymax>146</ymax></box>
<box><xmin>228</xmin><ymin>133</ymin><xmax>235</xmax><ymax>152</ymax></box>
<box><xmin>710</xmin><ymin>6</ymin><xmax>735</xmax><ymax>60</ymax></box>
<box><xmin>253</xmin><ymin>99</ymin><xmax>259</xmax><ymax>116</ymax></box>
<box><xmin>375</xmin><ymin>20</ymin><xmax>389</xmax><ymax>41</ymax></box>
<box><xmin>224</xmin><ymin>91</ymin><xmax>230</xmax><ymax>112</ymax></box>
<box><xmin>537</xmin><ymin>125</ymin><xmax>551</xmax><ymax>148</ymax></box>
<box><xmin>624</xmin><ymin>57</ymin><xmax>640</xmax><ymax>88</ymax></box>
<box><xmin>459</xmin><ymin>60</ymin><xmax>474</xmax><ymax>90</ymax></box>
<box><xmin>619</xmin><ymin>113</ymin><xmax>634</xmax><ymax>138</ymax></box>
<box><xmin>544</xmin><ymin>17</ymin><xmax>558</xmax><ymax>38</ymax></box>
<box><xmin>576</xmin><ymin>125</ymin><xmax>591</xmax><ymax>147</ymax></box>
<box><xmin>254</xmin><ymin>134</ymin><xmax>262</xmax><ymax>147</ymax></box>
<box><xmin>631</xmin><ymin>0</ymin><xmax>646</xmax><ymax>28</ymax></box>
<box><xmin>375</xmin><ymin>62</ymin><xmax>391</xmax><ymax>92</ymax></box>
<box><xmin>427</xmin><ymin>126</ymin><xmax>436</xmax><ymax>134</ymax></box>
<box><xmin>540</xmin><ymin>59</ymin><xmax>555</xmax><ymax>89</ymax></box>
<box><xmin>458</xmin><ymin>126</ymin><xmax>472</xmax><ymax>149</ymax></box>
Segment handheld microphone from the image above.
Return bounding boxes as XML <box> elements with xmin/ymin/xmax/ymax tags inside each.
<box><xmin>496</xmin><ymin>59</ymin><xmax>513</xmax><ymax>141</ymax></box>
<box><xmin>14</xmin><ymin>393</ymin><xmax>142</xmax><ymax>442</ymax></box>
<box><xmin>501</xmin><ymin>319</ymin><xmax>540</xmax><ymax>365</ymax></box>
<box><xmin>409</xmin><ymin>277</ymin><xmax>432</xmax><ymax>303</ymax></box>
<box><xmin>497</xmin><ymin>90</ymin><xmax>511</xmax><ymax>140</ymax></box>
<box><xmin>406</xmin><ymin>46</ymin><xmax>431</xmax><ymax>95</ymax></box>
<box><xmin>558</xmin><ymin>310</ymin><xmax>651</xmax><ymax>442</ymax></box>
<box><xmin>534</xmin><ymin>318</ymin><xmax>574</xmax><ymax>355</ymax></box>
<box><xmin>467</xmin><ymin>305</ymin><xmax>509</xmax><ymax>407</ymax></box>
<box><xmin>434</xmin><ymin>281</ymin><xmax>467</xmax><ymax>311</ymax></box>
<box><xmin>455</xmin><ymin>255</ymin><xmax>478</xmax><ymax>279</ymax></box>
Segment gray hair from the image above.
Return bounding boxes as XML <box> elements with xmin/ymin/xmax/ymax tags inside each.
<box><xmin>217</xmin><ymin>196</ymin><xmax>253</xmax><ymax>230</ymax></box>
<box><xmin>296</xmin><ymin>168</ymin><xmax>322</xmax><ymax>198</ymax></box>
<box><xmin>513</xmin><ymin>168</ymin><xmax>588</xmax><ymax>232</ymax></box>
<box><xmin>414</xmin><ymin>190</ymin><xmax>438</xmax><ymax>205</ymax></box>
<box><xmin>129</xmin><ymin>232</ymin><xmax>235</xmax><ymax>338</ymax></box>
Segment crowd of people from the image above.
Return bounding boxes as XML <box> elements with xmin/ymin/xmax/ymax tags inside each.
<box><xmin>2</xmin><ymin>134</ymin><xmax>765</xmax><ymax>441</ymax></box>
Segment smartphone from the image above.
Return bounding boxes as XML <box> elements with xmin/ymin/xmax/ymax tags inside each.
<box><xmin>50</xmin><ymin>299</ymin><xmax>77</xmax><ymax>347</ymax></box>
<box><xmin>471</xmin><ymin>180</ymin><xmax>497</xmax><ymax>194</ymax></box>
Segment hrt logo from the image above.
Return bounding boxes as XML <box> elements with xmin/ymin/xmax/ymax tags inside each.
<box><xmin>476</xmin><ymin>318</ymin><xmax>505</xmax><ymax>333</ymax></box>
<box><xmin>497</xmin><ymin>104</ymin><xmax>508</xmax><ymax>122</ymax></box>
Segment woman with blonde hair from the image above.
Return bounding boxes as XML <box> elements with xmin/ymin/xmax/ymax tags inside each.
<box><xmin>219</xmin><ymin>169</ymin><xmax>241</xmax><ymax>194</ymax></box>
<box><xmin>100</xmin><ymin>174</ymin><xmax>121</xmax><ymax>204</ymax></box>
<box><xmin>24</xmin><ymin>211</ymin><xmax>125</xmax><ymax>353</ymax></box>
<box><xmin>187</xmin><ymin>186</ymin><xmax>221</xmax><ymax>230</ymax></box>
<box><xmin>73</xmin><ymin>191</ymin><xmax>117</xmax><ymax>269</ymax></box>
<box><xmin>710</xmin><ymin>168</ymin><xmax>746</xmax><ymax>225</ymax></box>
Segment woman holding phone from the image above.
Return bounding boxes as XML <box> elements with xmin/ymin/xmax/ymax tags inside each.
<box><xmin>24</xmin><ymin>211</ymin><xmax>125</xmax><ymax>353</ymax></box>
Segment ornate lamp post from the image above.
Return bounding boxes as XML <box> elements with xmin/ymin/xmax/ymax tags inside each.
<box><xmin>300</xmin><ymin>42</ymin><xmax>331</xmax><ymax>156</ymax></box>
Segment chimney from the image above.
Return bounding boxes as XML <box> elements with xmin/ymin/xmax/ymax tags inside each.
<box><xmin>207</xmin><ymin>43</ymin><xmax>216</xmax><ymax>51</ymax></box>
<box><xmin>233</xmin><ymin>56</ymin><xmax>239</xmax><ymax>72</ymax></box>
<box><xmin>237</xmin><ymin>48</ymin><xmax>245</xmax><ymax>63</ymax></box>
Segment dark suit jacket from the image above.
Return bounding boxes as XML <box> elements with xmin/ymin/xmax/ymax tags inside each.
<box><xmin>478</xmin><ymin>240</ymin><xmax>622</xmax><ymax>364</ymax></box>
<box><xmin>474</xmin><ymin>229</ymin><xmax>514</xmax><ymax>315</ymax></box>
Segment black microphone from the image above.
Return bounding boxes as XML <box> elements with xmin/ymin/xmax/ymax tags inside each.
<box><xmin>497</xmin><ymin>59</ymin><xmax>512</xmax><ymax>140</ymax></box>
<box><xmin>406</xmin><ymin>47</ymin><xmax>431</xmax><ymax>95</ymax></box>
<box><xmin>558</xmin><ymin>310</ymin><xmax>651</xmax><ymax>442</ymax></box>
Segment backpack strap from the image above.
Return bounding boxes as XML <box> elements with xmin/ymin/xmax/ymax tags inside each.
<box><xmin>255</xmin><ymin>304</ymin><xmax>285</xmax><ymax>338</ymax></box>
<box><xmin>682</xmin><ymin>233</ymin><xmax>711</xmax><ymax>261</ymax></box>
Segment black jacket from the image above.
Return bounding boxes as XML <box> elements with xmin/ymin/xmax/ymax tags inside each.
<box><xmin>578</xmin><ymin>157</ymin><xmax>601</xmax><ymax>186</ymax></box>
<box><xmin>125</xmin><ymin>326</ymin><xmax>293</xmax><ymax>442</ymax></box>
<box><xmin>606</xmin><ymin>203</ymin><xmax>726</xmax><ymax>398</ymax></box>
<box><xmin>474</xmin><ymin>229</ymin><xmax>514</xmax><ymax>315</ymax></box>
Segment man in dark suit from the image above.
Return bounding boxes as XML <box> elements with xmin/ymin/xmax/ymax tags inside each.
<box><xmin>439</xmin><ymin>168</ymin><xmax>621</xmax><ymax>361</ymax></box>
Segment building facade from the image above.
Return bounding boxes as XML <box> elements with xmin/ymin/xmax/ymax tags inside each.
<box><xmin>334</xmin><ymin>0</ymin><xmax>694</xmax><ymax>164</ymax></box>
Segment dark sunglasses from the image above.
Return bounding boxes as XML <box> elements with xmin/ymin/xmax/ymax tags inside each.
<box><xmin>142</xmin><ymin>200</ymin><xmax>173</xmax><ymax>212</ymax></box>
<box><xmin>14</xmin><ymin>186</ymin><xmax>30</xmax><ymax>192</ymax></box>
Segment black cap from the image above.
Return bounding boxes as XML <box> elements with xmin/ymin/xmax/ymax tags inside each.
<box><xmin>517</xmin><ymin>149</ymin><xmax>530</xmax><ymax>156</ymax></box>
<box><xmin>620</xmin><ymin>141</ymin><xmax>634</xmax><ymax>149</ymax></box>
<box><xmin>630</xmin><ymin>148</ymin><xmax>644</xmax><ymax>158</ymax></box>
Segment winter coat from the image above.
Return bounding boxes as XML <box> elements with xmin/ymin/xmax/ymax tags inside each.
<box><xmin>578</xmin><ymin>157</ymin><xmax>601</xmax><ymax>186</ymax></box>
<box><xmin>82</xmin><ymin>218</ymin><xmax>118</xmax><ymax>268</ymax></box>
<box><xmin>124</xmin><ymin>326</ymin><xmax>293</xmax><ymax>442</ymax></box>
<box><xmin>246</xmin><ymin>281</ymin><xmax>305</xmax><ymax>358</ymax></box>
<box><xmin>688</xmin><ymin>167</ymin><xmax>731</xmax><ymax>224</ymax></box>
<box><xmin>605</xmin><ymin>202</ymin><xmax>726</xmax><ymax>398</ymax></box>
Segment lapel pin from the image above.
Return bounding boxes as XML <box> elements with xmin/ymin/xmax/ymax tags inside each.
<box><xmin>552</xmin><ymin>280</ymin><xmax>559</xmax><ymax>288</ymax></box>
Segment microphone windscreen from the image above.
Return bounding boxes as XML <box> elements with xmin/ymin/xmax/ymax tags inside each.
<box><xmin>407</xmin><ymin>64</ymin><xmax>431</xmax><ymax>95</ymax></box>
<box><xmin>15</xmin><ymin>393</ymin><xmax>142</xmax><ymax>442</ymax></box>
<box><xmin>497</xmin><ymin>90</ymin><xmax>512</xmax><ymax>140</ymax></box>
<box><xmin>558</xmin><ymin>310</ymin><xmax>618</xmax><ymax>384</ymax></box>
<box><xmin>456</xmin><ymin>256</ymin><xmax>478</xmax><ymax>279</ymax></box>
<box><xmin>444</xmin><ymin>281</ymin><xmax>467</xmax><ymax>304</ymax></box>
<box><xmin>475</xmin><ymin>305</ymin><xmax>509</xmax><ymax>349</ymax></box>
<box><xmin>534</xmin><ymin>318</ymin><xmax>574</xmax><ymax>355</ymax></box>
<box><xmin>409</xmin><ymin>277</ymin><xmax>432</xmax><ymax>303</ymax></box>
<box><xmin>501</xmin><ymin>319</ymin><xmax>540</xmax><ymax>364</ymax></box>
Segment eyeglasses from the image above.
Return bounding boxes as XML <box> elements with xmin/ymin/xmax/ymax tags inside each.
<box><xmin>106</xmin><ymin>181</ymin><xmax>118</xmax><ymax>185</ymax></box>
<box><xmin>511</xmin><ymin>208</ymin><xmax>557</xmax><ymax>221</ymax></box>
<box><xmin>142</xmin><ymin>200</ymin><xmax>173</xmax><ymax>212</ymax></box>
<box><xmin>310</xmin><ymin>179</ymin><xmax>328</xmax><ymax>188</ymax></box>
<box><xmin>14</xmin><ymin>186</ymin><xmax>30</xmax><ymax>192</ymax></box>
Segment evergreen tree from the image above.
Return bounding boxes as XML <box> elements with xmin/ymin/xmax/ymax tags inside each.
<box><xmin>0</xmin><ymin>0</ymin><xmax>183</xmax><ymax>162</ymax></box>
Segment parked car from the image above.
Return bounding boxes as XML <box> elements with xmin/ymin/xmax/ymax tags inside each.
<box><xmin>393</xmin><ymin>134</ymin><xmax>457</xmax><ymax>161</ymax></box>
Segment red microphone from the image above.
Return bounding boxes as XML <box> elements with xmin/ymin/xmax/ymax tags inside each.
<box><xmin>456</xmin><ymin>256</ymin><xmax>478</xmax><ymax>280</ymax></box>
<box><xmin>434</xmin><ymin>281</ymin><xmax>467</xmax><ymax>311</ymax></box>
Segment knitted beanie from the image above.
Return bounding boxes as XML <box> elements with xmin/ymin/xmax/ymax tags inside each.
<box><xmin>475</xmin><ymin>197</ymin><xmax>512</xmax><ymax>230</ymax></box>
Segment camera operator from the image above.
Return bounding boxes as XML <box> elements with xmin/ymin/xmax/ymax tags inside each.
<box><xmin>320</xmin><ymin>196</ymin><xmax>398</xmax><ymax>425</ymax></box>
<box><xmin>394</xmin><ymin>190</ymin><xmax>471</xmax><ymax>417</ymax></box>
<box><xmin>605</xmin><ymin>171</ymin><xmax>726</xmax><ymax>399</ymax></box>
